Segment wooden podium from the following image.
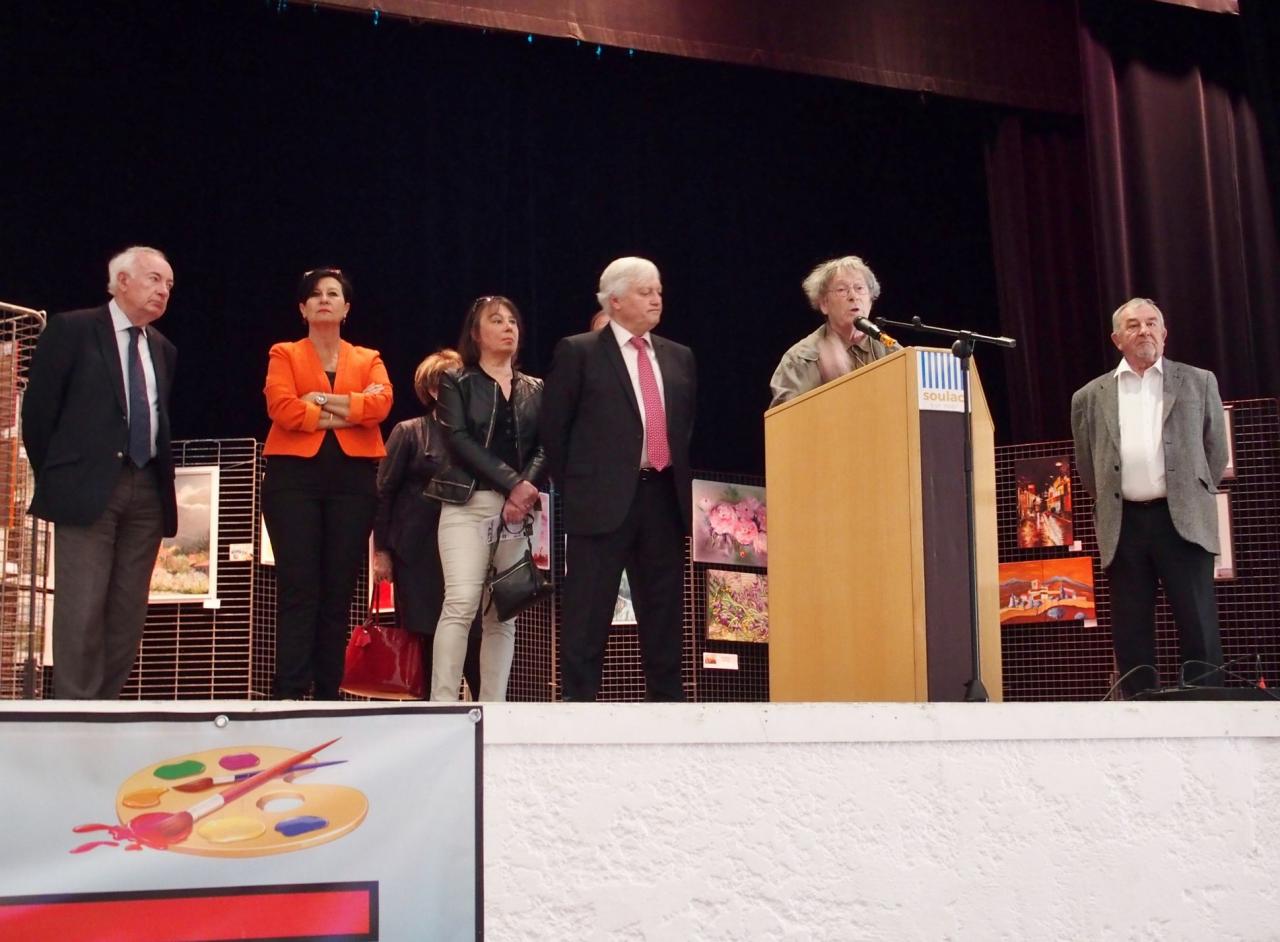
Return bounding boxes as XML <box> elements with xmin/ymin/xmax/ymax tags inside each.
<box><xmin>763</xmin><ymin>347</ymin><xmax>1001</xmax><ymax>702</ymax></box>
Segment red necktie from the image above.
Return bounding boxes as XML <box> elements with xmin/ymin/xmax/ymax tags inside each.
<box><xmin>629</xmin><ymin>336</ymin><xmax>670</xmax><ymax>471</ymax></box>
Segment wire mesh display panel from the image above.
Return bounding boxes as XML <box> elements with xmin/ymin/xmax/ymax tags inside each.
<box><xmin>995</xmin><ymin>398</ymin><xmax>1280</xmax><ymax>700</ymax></box>
<box><xmin>506</xmin><ymin>511</ymin><xmax>555</xmax><ymax>701</ymax></box>
<box><xmin>110</xmin><ymin>439</ymin><xmax>260</xmax><ymax>700</ymax></box>
<box><xmin>688</xmin><ymin>470</ymin><xmax>770</xmax><ymax>703</ymax></box>
<box><xmin>506</xmin><ymin>470</ymin><xmax>769</xmax><ymax>703</ymax></box>
<box><xmin>249</xmin><ymin>446</ymin><xmax>273</xmax><ymax>699</ymax></box>
<box><xmin>506</xmin><ymin>484</ymin><xmax>653</xmax><ymax>702</ymax></box>
<box><xmin>0</xmin><ymin>306</ymin><xmax>50</xmax><ymax>699</ymax></box>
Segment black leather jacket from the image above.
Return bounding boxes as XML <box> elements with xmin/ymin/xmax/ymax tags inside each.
<box><xmin>425</xmin><ymin>365</ymin><xmax>548</xmax><ymax>505</ymax></box>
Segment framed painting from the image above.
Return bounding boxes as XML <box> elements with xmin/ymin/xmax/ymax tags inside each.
<box><xmin>368</xmin><ymin>535</ymin><xmax>395</xmax><ymax>612</ymax></box>
<box><xmin>691</xmin><ymin>479</ymin><xmax>767</xmax><ymax>567</ymax></box>
<box><xmin>705</xmin><ymin>569</ymin><xmax>769</xmax><ymax>643</ymax></box>
<box><xmin>1013</xmin><ymin>455</ymin><xmax>1073</xmax><ymax>548</ymax></box>
<box><xmin>150</xmin><ymin>466</ymin><xmax>219</xmax><ymax>602</ymax></box>
<box><xmin>999</xmin><ymin>556</ymin><xmax>1095</xmax><ymax>627</ymax></box>
<box><xmin>611</xmin><ymin>570</ymin><xmax>637</xmax><ymax>626</ymax></box>
<box><xmin>1214</xmin><ymin>491</ymin><xmax>1234</xmax><ymax>580</ymax></box>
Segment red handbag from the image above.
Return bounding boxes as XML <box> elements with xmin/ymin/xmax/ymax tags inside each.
<box><xmin>339</xmin><ymin>586</ymin><xmax>426</xmax><ymax>700</ymax></box>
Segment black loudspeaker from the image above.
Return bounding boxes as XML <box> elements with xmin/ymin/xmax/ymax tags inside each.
<box><xmin>1131</xmin><ymin>686</ymin><xmax>1277</xmax><ymax>702</ymax></box>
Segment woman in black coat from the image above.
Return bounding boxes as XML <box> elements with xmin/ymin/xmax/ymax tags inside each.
<box><xmin>372</xmin><ymin>348</ymin><xmax>479</xmax><ymax>695</ymax></box>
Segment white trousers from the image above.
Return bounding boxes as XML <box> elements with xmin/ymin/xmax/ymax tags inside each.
<box><xmin>431</xmin><ymin>490</ymin><xmax>523</xmax><ymax>701</ymax></box>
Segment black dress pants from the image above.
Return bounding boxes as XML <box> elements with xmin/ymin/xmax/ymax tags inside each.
<box><xmin>561</xmin><ymin>470</ymin><xmax>686</xmax><ymax>702</ymax></box>
<box><xmin>1108</xmin><ymin>500</ymin><xmax>1223</xmax><ymax>698</ymax></box>
<box><xmin>263</xmin><ymin>445</ymin><xmax>377</xmax><ymax>700</ymax></box>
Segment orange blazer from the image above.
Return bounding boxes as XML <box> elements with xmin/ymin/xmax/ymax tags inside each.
<box><xmin>263</xmin><ymin>339</ymin><xmax>393</xmax><ymax>458</ymax></box>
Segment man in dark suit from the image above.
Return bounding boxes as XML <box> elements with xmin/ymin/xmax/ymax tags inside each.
<box><xmin>22</xmin><ymin>246</ymin><xmax>178</xmax><ymax>699</ymax></box>
<box><xmin>1071</xmin><ymin>297</ymin><xmax>1227</xmax><ymax>697</ymax></box>
<box><xmin>540</xmin><ymin>257</ymin><xmax>697</xmax><ymax>701</ymax></box>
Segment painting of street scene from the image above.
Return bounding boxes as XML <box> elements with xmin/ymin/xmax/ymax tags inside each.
<box><xmin>999</xmin><ymin>556</ymin><xmax>1095</xmax><ymax>626</ymax></box>
<box><xmin>1014</xmin><ymin>455</ymin><xmax>1073</xmax><ymax>548</ymax></box>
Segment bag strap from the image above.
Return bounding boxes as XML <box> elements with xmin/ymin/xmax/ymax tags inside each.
<box><xmin>483</xmin><ymin>515</ymin><xmax>534</xmax><ymax>616</ymax></box>
<box><xmin>487</xmin><ymin>515</ymin><xmax>532</xmax><ymax>570</ymax></box>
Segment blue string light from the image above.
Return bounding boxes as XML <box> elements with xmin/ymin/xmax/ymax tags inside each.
<box><xmin>595</xmin><ymin>44</ymin><xmax>603</xmax><ymax>58</ymax></box>
<box><xmin>371</xmin><ymin>9</ymin><xmax>380</xmax><ymax>25</ymax></box>
<box><xmin>527</xmin><ymin>34</ymin><xmax>534</xmax><ymax>44</ymax></box>
<box><xmin>628</xmin><ymin>48</ymin><xmax>635</xmax><ymax>57</ymax></box>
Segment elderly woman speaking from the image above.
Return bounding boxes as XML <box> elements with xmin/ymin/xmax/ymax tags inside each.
<box><xmin>769</xmin><ymin>255</ymin><xmax>893</xmax><ymax>407</ymax></box>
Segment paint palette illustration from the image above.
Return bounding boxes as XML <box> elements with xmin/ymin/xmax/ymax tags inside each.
<box><xmin>113</xmin><ymin>745</ymin><xmax>367</xmax><ymax>858</ymax></box>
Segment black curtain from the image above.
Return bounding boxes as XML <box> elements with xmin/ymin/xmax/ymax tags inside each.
<box><xmin>0</xmin><ymin>0</ymin><xmax>1006</xmax><ymax>471</ymax></box>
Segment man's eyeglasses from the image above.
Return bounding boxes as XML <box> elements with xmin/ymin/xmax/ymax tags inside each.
<box><xmin>827</xmin><ymin>283</ymin><xmax>870</xmax><ymax>299</ymax></box>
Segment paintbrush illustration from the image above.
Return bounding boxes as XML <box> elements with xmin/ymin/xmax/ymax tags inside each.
<box><xmin>171</xmin><ymin>759</ymin><xmax>347</xmax><ymax>793</ymax></box>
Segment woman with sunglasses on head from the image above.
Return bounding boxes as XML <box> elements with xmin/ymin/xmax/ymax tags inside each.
<box><xmin>426</xmin><ymin>295</ymin><xmax>547</xmax><ymax>701</ymax></box>
<box><xmin>372</xmin><ymin>347</ymin><xmax>482</xmax><ymax>695</ymax></box>
<box><xmin>768</xmin><ymin>255</ymin><xmax>893</xmax><ymax>407</ymax></box>
<box><xmin>262</xmin><ymin>267</ymin><xmax>393</xmax><ymax>699</ymax></box>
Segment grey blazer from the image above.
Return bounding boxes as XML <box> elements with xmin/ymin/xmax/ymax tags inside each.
<box><xmin>1070</xmin><ymin>359</ymin><xmax>1227</xmax><ymax>567</ymax></box>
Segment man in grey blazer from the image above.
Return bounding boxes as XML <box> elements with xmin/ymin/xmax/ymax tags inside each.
<box><xmin>1071</xmin><ymin>298</ymin><xmax>1227</xmax><ymax>697</ymax></box>
<box><xmin>22</xmin><ymin>247</ymin><xmax>178</xmax><ymax>699</ymax></box>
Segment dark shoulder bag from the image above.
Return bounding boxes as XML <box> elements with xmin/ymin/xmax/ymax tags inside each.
<box><xmin>485</xmin><ymin>517</ymin><xmax>552</xmax><ymax>621</ymax></box>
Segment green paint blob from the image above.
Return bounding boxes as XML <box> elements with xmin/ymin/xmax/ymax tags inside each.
<box><xmin>153</xmin><ymin>760</ymin><xmax>205</xmax><ymax>780</ymax></box>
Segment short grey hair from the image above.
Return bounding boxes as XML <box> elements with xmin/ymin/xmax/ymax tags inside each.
<box><xmin>107</xmin><ymin>246</ymin><xmax>168</xmax><ymax>296</ymax></box>
<box><xmin>801</xmin><ymin>255</ymin><xmax>881</xmax><ymax>311</ymax></box>
<box><xmin>1110</xmin><ymin>297</ymin><xmax>1163</xmax><ymax>333</ymax></box>
<box><xmin>597</xmin><ymin>256</ymin><xmax>660</xmax><ymax>310</ymax></box>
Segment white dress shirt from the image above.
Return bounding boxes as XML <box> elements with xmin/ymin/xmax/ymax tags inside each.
<box><xmin>109</xmin><ymin>299</ymin><xmax>159</xmax><ymax>460</ymax></box>
<box><xmin>608</xmin><ymin>318</ymin><xmax>666</xmax><ymax>468</ymax></box>
<box><xmin>1115</xmin><ymin>357</ymin><xmax>1165</xmax><ymax>501</ymax></box>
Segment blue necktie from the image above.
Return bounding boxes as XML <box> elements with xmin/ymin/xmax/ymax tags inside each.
<box><xmin>127</xmin><ymin>326</ymin><xmax>151</xmax><ymax>467</ymax></box>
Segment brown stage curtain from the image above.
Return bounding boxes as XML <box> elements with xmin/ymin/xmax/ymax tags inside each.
<box><xmin>312</xmin><ymin>0</ymin><xmax>1081</xmax><ymax>113</ymax></box>
<box><xmin>1144</xmin><ymin>0</ymin><xmax>1238</xmax><ymax>12</ymax></box>
<box><xmin>985</xmin><ymin>115</ymin><xmax>1104</xmax><ymax>441</ymax></box>
<box><xmin>1080</xmin><ymin>0</ymin><xmax>1280</xmax><ymax>402</ymax></box>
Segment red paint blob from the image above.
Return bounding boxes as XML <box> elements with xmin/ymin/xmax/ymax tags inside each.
<box><xmin>219</xmin><ymin>752</ymin><xmax>260</xmax><ymax>771</ymax></box>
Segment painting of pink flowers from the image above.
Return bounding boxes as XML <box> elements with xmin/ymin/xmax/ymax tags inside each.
<box><xmin>692</xmin><ymin>479</ymin><xmax>768</xmax><ymax>567</ymax></box>
<box><xmin>705</xmin><ymin>569</ymin><xmax>769</xmax><ymax>643</ymax></box>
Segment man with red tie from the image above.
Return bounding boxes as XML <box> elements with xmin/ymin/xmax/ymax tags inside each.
<box><xmin>540</xmin><ymin>257</ymin><xmax>698</xmax><ymax>701</ymax></box>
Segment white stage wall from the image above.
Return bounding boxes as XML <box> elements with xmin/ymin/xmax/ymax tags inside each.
<box><xmin>483</xmin><ymin>702</ymin><xmax>1280</xmax><ymax>941</ymax></box>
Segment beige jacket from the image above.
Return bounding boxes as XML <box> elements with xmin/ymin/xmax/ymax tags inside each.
<box><xmin>768</xmin><ymin>323</ymin><xmax>890</xmax><ymax>407</ymax></box>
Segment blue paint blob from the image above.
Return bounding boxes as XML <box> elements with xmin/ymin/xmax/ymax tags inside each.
<box><xmin>275</xmin><ymin>815</ymin><xmax>328</xmax><ymax>838</ymax></box>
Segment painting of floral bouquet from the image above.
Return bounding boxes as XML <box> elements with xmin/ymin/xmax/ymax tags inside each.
<box><xmin>705</xmin><ymin>569</ymin><xmax>769</xmax><ymax>643</ymax></box>
<box><xmin>691</xmin><ymin>480</ymin><xmax>767</xmax><ymax>567</ymax></box>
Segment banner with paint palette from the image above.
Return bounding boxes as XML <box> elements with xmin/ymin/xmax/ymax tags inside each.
<box><xmin>0</xmin><ymin>705</ymin><xmax>482</xmax><ymax>941</ymax></box>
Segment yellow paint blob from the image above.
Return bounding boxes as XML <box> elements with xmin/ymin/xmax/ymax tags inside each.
<box><xmin>197</xmin><ymin>817</ymin><xmax>267</xmax><ymax>844</ymax></box>
<box><xmin>121</xmin><ymin>787</ymin><xmax>168</xmax><ymax>808</ymax></box>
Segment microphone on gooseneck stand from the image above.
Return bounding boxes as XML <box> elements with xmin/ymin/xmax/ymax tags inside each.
<box><xmin>855</xmin><ymin>316</ymin><xmax>899</xmax><ymax>348</ymax></box>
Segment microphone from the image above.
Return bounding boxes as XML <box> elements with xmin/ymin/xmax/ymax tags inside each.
<box><xmin>855</xmin><ymin>316</ymin><xmax>898</xmax><ymax>347</ymax></box>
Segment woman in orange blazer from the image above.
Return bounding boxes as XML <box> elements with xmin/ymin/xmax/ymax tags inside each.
<box><xmin>261</xmin><ymin>267</ymin><xmax>393</xmax><ymax>699</ymax></box>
